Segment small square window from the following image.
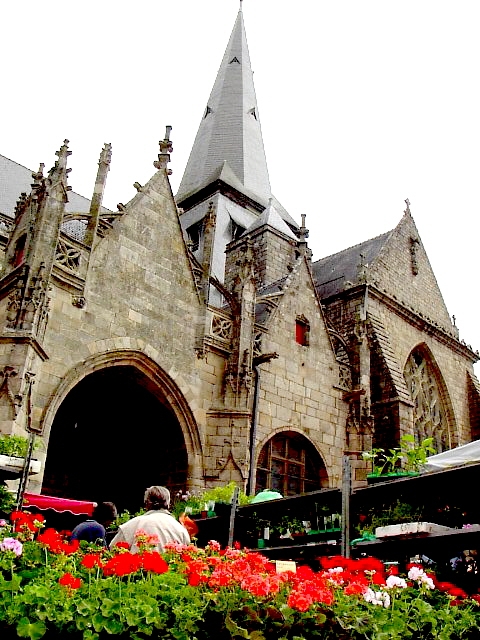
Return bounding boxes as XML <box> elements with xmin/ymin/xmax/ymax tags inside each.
<box><xmin>295</xmin><ymin>317</ymin><xmax>310</xmax><ymax>346</ymax></box>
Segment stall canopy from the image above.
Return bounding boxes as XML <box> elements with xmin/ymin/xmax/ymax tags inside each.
<box><xmin>23</xmin><ymin>492</ymin><xmax>96</xmax><ymax>516</ymax></box>
<box><xmin>423</xmin><ymin>440</ymin><xmax>480</xmax><ymax>472</ymax></box>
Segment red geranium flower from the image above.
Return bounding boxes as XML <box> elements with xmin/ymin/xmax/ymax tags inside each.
<box><xmin>344</xmin><ymin>581</ymin><xmax>367</xmax><ymax>596</ymax></box>
<box><xmin>59</xmin><ymin>573</ymin><xmax>82</xmax><ymax>589</ymax></box>
<box><xmin>81</xmin><ymin>554</ymin><xmax>104</xmax><ymax>569</ymax></box>
<box><xmin>113</xmin><ymin>541</ymin><xmax>130</xmax><ymax>550</ymax></box>
<box><xmin>287</xmin><ymin>591</ymin><xmax>313</xmax><ymax>612</ymax></box>
<box><xmin>103</xmin><ymin>552</ymin><xmax>141</xmax><ymax>576</ymax></box>
<box><xmin>139</xmin><ymin>552</ymin><xmax>169</xmax><ymax>574</ymax></box>
<box><xmin>448</xmin><ymin>586</ymin><xmax>468</xmax><ymax>599</ymax></box>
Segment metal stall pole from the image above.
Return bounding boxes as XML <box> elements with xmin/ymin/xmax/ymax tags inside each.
<box><xmin>341</xmin><ymin>454</ymin><xmax>351</xmax><ymax>557</ymax></box>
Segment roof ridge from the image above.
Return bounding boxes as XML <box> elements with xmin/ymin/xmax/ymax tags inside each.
<box><xmin>313</xmin><ymin>229</ymin><xmax>392</xmax><ymax>265</ymax></box>
<box><xmin>0</xmin><ymin>153</ymin><xmax>39</xmax><ymax>174</ymax></box>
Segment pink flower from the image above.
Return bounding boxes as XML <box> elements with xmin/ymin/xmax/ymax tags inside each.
<box><xmin>0</xmin><ymin>537</ymin><xmax>23</xmax><ymax>556</ymax></box>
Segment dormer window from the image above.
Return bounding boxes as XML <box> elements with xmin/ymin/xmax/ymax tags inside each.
<box><xmin>229</xmin><ymin>56</ymin><xmax>241</xmax><ymax>64</ymax></box>
<box><xmin>295</xmin><ymin>315</ymin><xmax>310</xmax><ymax>346</ymax></box>
<box><xmin>186</xmin><ymin>220</ymin><xmax>202</xmax><ymax>252</ymax></box>
<box><xmin>231</xmin><ymin>220</ymin><xmax>245</xmax><ymax>242</ymax></box>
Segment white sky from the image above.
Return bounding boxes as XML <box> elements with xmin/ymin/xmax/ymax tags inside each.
<box><xmin>2</xmin><ymin>0</ymin><xmax>479</xmax><ymax>372</ymax></box>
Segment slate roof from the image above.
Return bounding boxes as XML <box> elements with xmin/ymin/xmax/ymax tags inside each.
<box><xmin>0</xmin><ymin>154</ymin><xmax>112</xmax><ymax>243</ymax></box>
<box><xmin>0</xmin><ymin>154</ymin><xmax>100</xmax><ymax>217</ymax></box>
<box><xmin>245</xmin><ymin>199</ymin><xmax>297</xmax><ymax>240</ymax></box>
<box><xmin>176</xmin><ymin>9</ymin><xmax>298</xmax><ymax>232</ymax></box>
<box><xmin>176</xmin><ymin>9</ymin><xmax>271</xmax><ymax>205</ymax></box>
<box><xmin>312</xmin><ymin>231</ymin><xmax>392</xmax><ymax>299</ymax></box>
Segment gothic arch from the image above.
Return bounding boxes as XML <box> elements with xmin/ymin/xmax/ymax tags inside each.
<box><xmin>40</xmin><ymin>349</ymin><xmax>203</xmax><ymax>510</ymax></box>
<box><xmin>254</xmin><ymin>428</ymin><xmax>329</xmax><ymax>495</ymax></box>
<box><xmin>403</xmin><ymin>343</ymin><xmax>457</xmax><ymax>452</ymax></box>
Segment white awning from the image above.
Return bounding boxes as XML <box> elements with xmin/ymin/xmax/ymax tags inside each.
<box><xmin>422</xmin><ymin>440</ymin><xmax>480</xmax><ymax>472</ymax></box>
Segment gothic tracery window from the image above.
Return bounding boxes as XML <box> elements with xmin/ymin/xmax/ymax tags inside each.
<box><xmin>255</xmin><ymin>431</ymin><xmax>327</xmax><ymax>496</ymax></box>
<box><xmin>404</xmin><ymin>348</ymin><xmax>449</xmax><ymax>453</ymax></box>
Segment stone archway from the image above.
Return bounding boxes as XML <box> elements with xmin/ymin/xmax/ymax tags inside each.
<box><xmin>255</xmin><ymin>430</ymin><xmax>328</xmax><ymax>496</ymax></box>
<box><xmin>403</xmin><ymin>344</ymin><xmax>457</xmax><ymax>452</ymax></box>
<box><xmin>41</xmin><ymin>357</ymin><xmax>201</xmax><ymax>513</ymax></box>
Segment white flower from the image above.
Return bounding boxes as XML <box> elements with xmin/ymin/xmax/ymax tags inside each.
<box><xmin>407</xmin><ymin>567</ymin><xmax>435</xmax><ymax>589</ymax></box>
<box><xmin>419</xmin><ymin>574</ymin><xmax>435</xmax><ymax>589</ymax></box>
<box><xmin>363</xmin><ymin>588</ymin><xmax>391</xmax><ymax>607</ymax></box>
<box><xmin>328</xmin><ymin>567</ymin><xmax>344</xmax><ymax>574</ymax></box>
<box><xmin>408</xmin><ymin>566</ymin><xmax>424</xmax><ymax>581</ymax></box>
<box><xmin>386</xmin><ymin>575</ymin><xmax>407</xmax><ymax>589</ymax></box>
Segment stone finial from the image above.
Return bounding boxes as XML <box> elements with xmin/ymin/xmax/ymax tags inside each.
<box><xmin>30</xmin><ymin>164</ymin><xmax>45</xmax><ymax>200</ymax></box>
<box><xmin>357</xmin><ymin>252</ymin><xmax>368</xmax><ymax>284</ymax></box>
<box><xmin>154</xmin><ymin>126</ymin><xmax>173</xmax><ymax>172</ymax></box>
<box><xmin>299</xmin><ymin>213</ymin><xmax>309</xmax><ymax>242</ymax></box>
<box><xmin>14</xmin><ymin>192</ymin><xmax>29</xmax><ymax>219</ymax></box>
<box><xmin>99</xmin><ymin>142</ymin><xmax>112</xmax><ymax>166</ymax></box>
<box><xmin>404</xmin><ymin>198</ymin><xmax>411</xmax><ymax>215</ymax></box>
<box><xmin>55</xmin><ymin>139</ymin><xmax>72</xmax><ymax>172</ymax></box>
<box><xmin>32</xmin><ymin>163</ymin><xmax>45</xmax><ymax>183</ymax></box>
<box><xmin>48</xmin><ymin>140</ymin><xmax>72</xmax><ymax>187</ymax></box>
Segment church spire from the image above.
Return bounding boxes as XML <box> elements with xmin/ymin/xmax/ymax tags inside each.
<box><xmin>176</xmin><ymin>9</ymin><xmax>271</xmax><ymax>206</ymax></box>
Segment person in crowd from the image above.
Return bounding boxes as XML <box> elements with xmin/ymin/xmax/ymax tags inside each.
<box><xmin>109</xmin><ymin>486</ymin><xmax>190</xmax><ymax>553</ymax></box>
<box><xmin>71</xmin><ymin>501</ymin><xmax>117</xmax><ymax>546</ymax></box>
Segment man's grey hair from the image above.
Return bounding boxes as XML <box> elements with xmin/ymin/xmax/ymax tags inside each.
<box><xmin>144</xmin><ymin>486</ymin><xmax>171</xmax><ymax>510</ymax></box>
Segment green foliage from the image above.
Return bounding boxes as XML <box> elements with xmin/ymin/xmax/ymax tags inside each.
<box><xmin>1</xmin><ymin>516</ymin><xmax>480</xmax><ymax>639</ymax></box>
<box><xmin>0</xmin><ymin>485</ymin><xmax>16</xmax><ymax>516</ymax></box>
<box><xmin>112</xmin><ymin>508</ymin><xmax>146</xmax><ymax>529</ymax></box>
<box><xmin>355</xmin><ymin>499</ymin><xmax>425</xmax><ymax>535</ymax></box>
<box><xmin>0</xmin><ymin>435</ymin><xmax>31</xmax><ymax>459</ymax></box>
<box><xmin>362</xmin><ymin>435</ymin><xmax>436</xmax><ymax>476</ymax></box>
<box><xmin>171</xmin><ymin>482</ymin><xmax>252</xmax><ymax>518</ymax></box>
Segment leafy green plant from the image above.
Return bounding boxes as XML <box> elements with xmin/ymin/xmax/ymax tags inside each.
<box><xmin>271</xmin><ymin>515</ymin><xmax>305</xmax><ymax>536</ymax></box>
<box><xmin>362</xmin><ymin>435</ymin><xmax>436</xmax><ymax>476</ymax></box>
<box><xmin>1</xmin><ymin>517</ymin><xmax>480</xmax><ymax>640</ymax></box>
<box><xmin>0</xmin><ymin>486</ymin><xmax>15</xmax><ymax>516</ymax></box>
<box><xmin>112</xmin><ymin>508</ymin><xmax>146</xmax><ymax>529</ymax></box>
<box><xmin>0</xmin><ymin>435</ymin><xmax>31</xmax><ymax>458</ymax></box>
<box><xmin>355</xmin><ymin>499</ymin><xmax>425</xmax><ymax>536</ymax></box>
<box><xmin>171</xmin><ymin>482</ymin><xmax>252</xmax><ymax>518</ymax></box>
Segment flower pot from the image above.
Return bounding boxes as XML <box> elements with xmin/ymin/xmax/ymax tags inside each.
<box><xmin>367</xmin><ymin>471</ymin><xmax>419</xmax><ymax>485</ymax></box>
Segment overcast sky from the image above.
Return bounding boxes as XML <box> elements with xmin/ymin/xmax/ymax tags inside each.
<box><xmin>2</xmin><ymin>1</ymin><xmax>479</xmax><ymax>371</ymax></box>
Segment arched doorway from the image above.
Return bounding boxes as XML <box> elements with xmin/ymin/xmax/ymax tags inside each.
<box><xmin>42</xmin><ymin>365</ymin><xmax>188</xmax><ymax>512</ymax></box>
<box><xmin>255</xmin><ymin>431</ymin><xmax>328</xmax><ymax>496</ymax></box>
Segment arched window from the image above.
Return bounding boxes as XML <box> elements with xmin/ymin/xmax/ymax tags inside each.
<box><xmin>13</xmin><ymin>234</ymin><xmax>27</xmax><ymax>267</ymax></box>
<box><xmin>404</xmin><ymin>348</ymin><xmax>449</xmax><ymax>453</ymax></box>
<box><xmin>255</xmin><ymin>431</ymin><xmax>327</xmax><ymax>496</ymax></box>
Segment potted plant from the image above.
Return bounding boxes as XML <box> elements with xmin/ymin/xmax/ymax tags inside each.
<box><xmin>171</xmin><ymin>482</ymin><xmax>252</xmax><ymax>519</ymax></box>
<box><xmin>0</xmin><ymin>434</ymin><xmax>41</xmax><ymax>481</ymax></box>
<box><xmin>362</xmin><ymin>435</ymin><xmax>435</xmax><ymax>484</ymax></box>
<box><xmin>354</xmin><ymin>499</ymin><xmax>425</xmax><ymax>538</ymax></box>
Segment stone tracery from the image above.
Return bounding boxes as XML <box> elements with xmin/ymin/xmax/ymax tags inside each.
<box><xmin>404</xmin><ymin>348</ymin><xmax>449</xmax><ymax>453</ymax></box>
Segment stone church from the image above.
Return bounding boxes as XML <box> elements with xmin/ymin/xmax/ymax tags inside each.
<box><xmin>0</xmin><ymin>9</ymin><xmax>478</xmax><ymax>511</ymax></box>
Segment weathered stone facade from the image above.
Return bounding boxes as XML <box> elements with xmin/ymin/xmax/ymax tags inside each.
<box><xmin>0</xmin><ymin>10</ymin><xmax>478</xmax><ymax>510</ymax></box>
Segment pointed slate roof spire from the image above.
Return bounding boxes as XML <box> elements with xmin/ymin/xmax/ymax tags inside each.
<box><xmin>245</xmin><ymin>198</ymin><xmax>297</xmax><ymax>240</ymax></box>
<box><xmin>176</xmin><ymin>8</ymin><xmax>271</xmax><ymax>205</ymax></box>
